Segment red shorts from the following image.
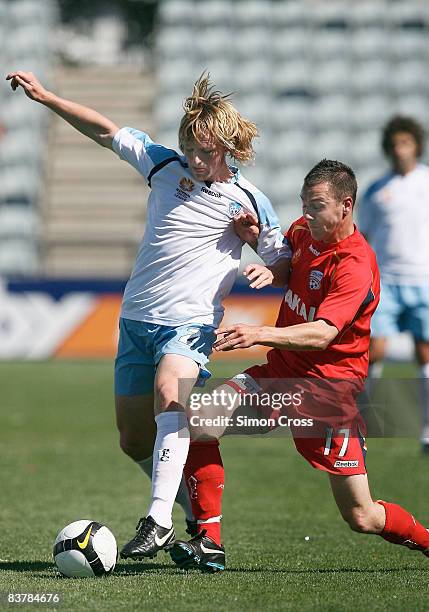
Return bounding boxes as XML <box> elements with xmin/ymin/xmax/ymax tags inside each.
<box><xmin>227</xmin><ymin>363</ymin><xmax>367</xmax><ymax>476</ymax></box>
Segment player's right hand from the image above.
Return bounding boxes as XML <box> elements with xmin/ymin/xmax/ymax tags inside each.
<box><xmin>6</xmin><ymin>71</ymin><xmax>48</xmax><ymax>103</ymax></box>
<box><xmin>233</xmin><ymin>210</ymin><xmax>260</xmax><ymax>247</ymax></box>
<box><xmin>243</xmin><ymin>263</ymin><xmax>274</xmax><ymax>289</ymax></box>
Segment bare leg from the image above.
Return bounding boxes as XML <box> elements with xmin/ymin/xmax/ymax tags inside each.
<box><xmin>115</xmin><ymin>394</ymin><xmax>155</xmax><ymax>461</ymax></box>
<box><xmin>329</xmin><ymin>471</ymin><xmax>429</xmax><ymax>555</ymax></box>
<box><xmin>329</xmin><ymin>473</ymin><xmax>385</xmax><ymax>534</ymax></box>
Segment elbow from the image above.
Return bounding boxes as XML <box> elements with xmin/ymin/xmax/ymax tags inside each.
<box><xmin>310</xmin><ymin>321</ymin><xmax>338</xmax><ymax>350</ymax></box>
<box><xmin>316</xmin><ymin>337</ymin><xmax>331</xmax><ymax>351</ymax></box>
<box><xmin>310</xmin><ymin>337</ymin><xmax>330</xmax><ymax>351</ymax></box>
<box><xmin>97</xmin><ymin>132</ymin><xmax>115</xmax><ymax>149</ymax></box>
<box><xmin>311</xmin><ymin>331</ymin><xmax>337</xmax><ymax>351</ymax></box>
<box><xmin>98</xmin><ymin>124</ymin><xmax>119</xmax><ymax>149</ymax></box>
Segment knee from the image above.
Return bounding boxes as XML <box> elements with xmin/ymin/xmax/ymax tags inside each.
<box><xmin>118</xmin><ymin>430</ymin><xmax>151</xmax><ymax>462</ymax></box>
<box><xmin>155</xmin><ymin>379</ymin><xmax>178</xmax><ymax>410</ymax></box>
<box><xmin>341</xmin><ymin>507</ymin><xmax>377</xmax><ymax>534</ymax></box>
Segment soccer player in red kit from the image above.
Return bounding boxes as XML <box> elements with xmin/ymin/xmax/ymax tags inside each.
<box><xmin>171</xmin><ymin>159</ymin><xmax>429</xmax><ymax>572</ymax></box>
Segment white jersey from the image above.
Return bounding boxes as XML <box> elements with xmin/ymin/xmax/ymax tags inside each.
<box><xmin>359</xmin><ymin>163</ymin><xmax>429</xmax><ymax>285</ymax></box>
<box><xmin>112</xmin><ymin>127</ymin><xmax>290</xmax><ymax>326</ymax></box>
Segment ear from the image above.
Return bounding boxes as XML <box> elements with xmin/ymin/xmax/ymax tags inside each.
<box><xmin>342</xmin><ymin>196</ymin><xmax>353</xmax><ymax>217</ymax></box>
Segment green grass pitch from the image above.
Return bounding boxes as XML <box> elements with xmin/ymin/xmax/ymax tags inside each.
<box><xmin>1</xmin><ymin>360</ymin><xmax>429</xmax><ymax>611</ymax></box>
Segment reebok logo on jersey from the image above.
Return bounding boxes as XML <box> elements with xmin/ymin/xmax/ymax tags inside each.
<box><xmin>309</xmin><ymin>269</ymin><xmax>323</xmax><ymax>290</ymax></box>
<box><xmin>284</xmin><ymin>289</ymin><xmax>316</xmax><ymax>322</ymax></box>
<box><xmin>201</xmin><ymin>186</ymin><xmax>221</xmax><ymax>198</ymax></box>
<box><xmin>179</xmin><ymin>177</ymin><xmax>195</xmax><ymax>192</ymax></box>
<box><xmin>309</xmin><ymin>244</ymin><xmax>320</xmax><ymax>256</ymax></box>
<box><xmin>229</xmin><ymin>201</ymin><xmax>242</xmax><ymax>217</ymax></box>
<box><xmin>334</xmin><ymin>460</ymin><xmax>359</xmax><ymax>468</ymax></box>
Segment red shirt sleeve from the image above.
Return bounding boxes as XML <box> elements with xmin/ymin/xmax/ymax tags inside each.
<box><xmin>286</xmin><ymin>217</ymin><xmax>309</xmax><ymax>252</ymax></box>
<box><xmin>315</xmin><ymin>253</ymin><xmax>373</xmax><ymax>332</ymax></box>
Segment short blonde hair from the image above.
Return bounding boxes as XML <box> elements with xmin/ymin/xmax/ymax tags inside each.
<box><xmin>178</xmin><ymin>73</ymin><xmax>258</xmax><ymax>163</ymax></box>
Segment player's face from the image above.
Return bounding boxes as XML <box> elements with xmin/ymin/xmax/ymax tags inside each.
<box><xmin>183</xmin><ymin>136</ymin><xmax>228</xmax><ymax>182</ymax></box>
<box><xmin>301</xmin><ymin>182</ymin><xmax>348</xmax><ymax>241</ymax></box>
<box><xmin>390</xmin><ymin>132</ymin><xmax>419</xmax><ymax>171</ymax></box>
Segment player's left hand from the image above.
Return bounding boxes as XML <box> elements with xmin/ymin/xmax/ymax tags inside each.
<box><xmin>233</xmin><ymin>211</ymin><xmax>259</xmax><ymax>248</ymax></box>
<box><xmin>214</xmin><ymin>324</ymin><xmax>261</xmax><ymax>351</ymax></box>
<box><xmin>243</xmin><ymin>263</ymin><xmax>274</xmax><ymax>289</ymax></box>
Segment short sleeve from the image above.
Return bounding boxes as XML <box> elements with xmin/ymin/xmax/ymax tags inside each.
<box><xmin>254</xmin><ymin>191</ymin><xmax>291</xmax><ymax>264</ymax></box>
<box><xmin>286</xmin><ymin>217</ymin><xmax>309</xmax><ymax>252</ymax></box>
<box><xmin>112</xmin><ymin>127</ymin><xmax>178</xmax><ymax>182</ymax></box>
<box><xmin>315</xmin><ymin>255</ymin><xmax>374</xmax><ymax>332</ymax></box>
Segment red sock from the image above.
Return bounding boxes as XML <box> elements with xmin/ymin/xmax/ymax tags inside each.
<box><xmin>184</xmin><ymin>440</ymin><xmax>224</xmax><ymax>546</ymax></box>
<box><xmin>377</xmin><ymin>500</ymin><xmax>429</xmax><ymax>553</ymax></box>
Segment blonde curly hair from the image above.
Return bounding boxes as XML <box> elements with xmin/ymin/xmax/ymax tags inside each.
<box><xmin>178</xmin><ymin>73</ymin><xmax>258</xmax><ymax>163</ymax></box>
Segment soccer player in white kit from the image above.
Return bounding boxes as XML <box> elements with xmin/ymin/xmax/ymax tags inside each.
<box><xmin>7</xmin><ymin>70</ymin><xmax>290</xmax><ymax>561</ymax></box>
<box><xmin>359</xmin><ymin>115</ymin><xmax>429</xmax><ymax>451</ymax></box>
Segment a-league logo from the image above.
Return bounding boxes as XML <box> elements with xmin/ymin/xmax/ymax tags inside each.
<box><xmin>179</xmin><ymin>177</ymin><xmax>195</xmax><ymax>192</ymax></box>
<box><xmin>308</xmin><ymin>269</ymin><xmax>323</xmax><ymax>290</ymax></box>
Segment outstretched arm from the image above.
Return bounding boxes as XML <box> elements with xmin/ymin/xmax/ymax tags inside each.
<box><xmin>214</xmin><ymin>319</ymin><xmax>339</xmax><ymax>352</ymax></box>
<box><xmin>6</xmin><ymin>71</ymin><xmax>119</xmax><ymax>149</ymax></box>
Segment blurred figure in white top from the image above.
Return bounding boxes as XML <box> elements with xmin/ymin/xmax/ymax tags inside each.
<box><xmin>360</xmin><ymin>115</ymin><xmax>429</xmax><ymax>452</ymax></box>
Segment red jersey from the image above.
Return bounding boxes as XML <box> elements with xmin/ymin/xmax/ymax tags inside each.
<box><xmin>266</xmin><ymin>216</ymin><xmax>380</xmax><ymax>381</ymax></box>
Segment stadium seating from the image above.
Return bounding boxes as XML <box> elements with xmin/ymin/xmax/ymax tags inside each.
<box><xmin>0</xmin><ymin>0</ymin><xmax>57</xmax><ymax>276</ymax></box>
<box><xmin>155</xmin><ymin>0</ymin><xmax>429</xmax><ymax>236</ymax></box>
<box><xmin>3</xmin><ymin>0</ymin><xmax>429</xmax><ymax>277</ymax></box>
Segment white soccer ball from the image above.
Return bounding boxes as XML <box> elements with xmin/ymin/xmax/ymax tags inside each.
<box><xmin>53</xmin><ymin>520</ymin><xmax>117</xmax><ymax>578</ymax></box>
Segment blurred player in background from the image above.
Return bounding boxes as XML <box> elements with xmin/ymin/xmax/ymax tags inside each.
<box><xmin>6</xmin><ymin>70</ymin><xmax>290</xmax><ymax>564</ymax></box>
<box><xmin>359</xmin><ymin>116</ymin><xmax>429</xmax><ymax>452</ymax></box>
<box><xmin>171</xmin><ymin>160</ymin><xmax>429</xmax><ymax>572</ymax></box>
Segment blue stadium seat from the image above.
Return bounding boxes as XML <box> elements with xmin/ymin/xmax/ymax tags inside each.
<box><xmin>236</xmin><ymin>93</ymin><xmax>270</xmax><ymax>124</ymax></box>
<box><xmin>310</xmin><ymin>30</ymin><xmax>351</xmax><ymax>60</ymax></box>
<box><xmin>193</xmin><ymin>0</ymin><xmax>232</xmax><ymax>26</ymax></box>
<box><xmin>270</xmin><ymin>97</ymin><xmax>312</xmax><ymax>131</ymax></box>
<box><xmin>310</xmin><ymin>59</ymin><xmax>351</xmax><ymax>94</ymax></box>
<box><xmin>269</xmin><ymin>131</ymin><xmax>310</xmax><ymax>167</ymax></box>
<box><xmin>388</xmin><ymin>2</ymin><xmax>429</xmax><ymax>28</ymax></box>
<box><xmin>0</xmin><ymin>205</ymin><xmax>39</xmax><ymax>239</ymax></box>
<box><xmin>270</xmin><ymin>1</ymin><xmax>309</xmax><ymax>28</ymax></box>
<box><xmin>310</xmin><ymin>131</ymin><xmax>351</xmax><ymax>165</ymax></box>
<box><xmin>272</xmin><ymin>27</ymin><xmax>310</xmax><ymax>61</ymax></box>
<box><xmin>349</xmin><ymin>60</ymin><xmax>388</xmax><ymax>94</ymax></box>
<box><xmin>231</xmin><ymin>0</ymin><xmax>270</xmax><ymax>27</ymax></box>
<box><xmin>389</xmin><ymin>60</ymin><xmax>428</xmax><ymax>94</ymax></box>
<box><xmin>395</xmin><ymin>95</ymin><xmax>428</xmax><ymax>121</ymax></box>
<box><xmin>310</xmin><ymin>95</ymin><xmax>350</xmax><ymax>130</ymax></box>
<box><xmin>157</xmin><ymin>0</ymin><xmax>194</xmax><ymax>27</ymax></box>
<box><xmin>0</xmin><ymin>239</ymin><xmax>40</xmax><ymax>275</ymax></box>
<box><xmin>272</xmin><ymin>60</ymin><xmax>311</xmax><ymax>93</ymax></box>
<box><xmin>349</xmin><ymin>95</ymin><xmax>393</xmax><ymax>130</ymax></box>
<box><xmin>350</xmin><ymin>28</ymin><xmax>389</xmax><ymax>60</ymax></box>
<box><xmin>348</xmin><ymin>1</ymin><xmax>389</xmax><ymax>26</ymax></box>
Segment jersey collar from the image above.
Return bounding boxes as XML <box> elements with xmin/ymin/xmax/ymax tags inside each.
<box><xmin>204</xmin><ymin>166</ymin><xmax>240</xmax><ymax>188</ymax></box>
